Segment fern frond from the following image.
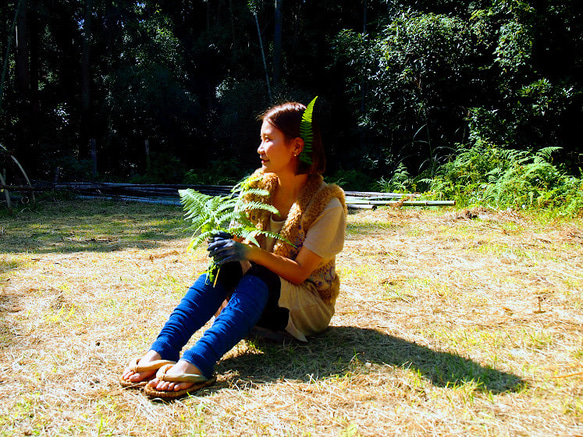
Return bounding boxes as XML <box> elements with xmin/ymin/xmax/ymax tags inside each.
<box><xmin>186</xmin><ymin>230</ymin><xmax>216</xmax><ymax>253</ymax></box>
<box><xmin>180</xmin><ymin>173</ymin><xmax>301</xmax><ymax>284</ymax></box>
<box><xmin>299</xmin><ymin>96</ymin><xmax>318</xmax><ymax>166</ymax></box>
<box><xmin>535</xmin><ymin>146</ymin><xmax>561</xmax><ymax>163</ymax></box>
<box><xmin>232</xmin><ymin>173</ymin><xmax>263</xmax><ymax>192</ymax></box>
<box><xmin>180</xmin><ymin>174</ymin><xmax>294</xmax><ymax>254</ymax></box>
<box><xmin>179</xmin><ymin>189</ymin><xmax>211</xmax><ymax>221</ymax></box>
<box><xmin>239</xmin><ymin>200</ymin><xmax>279</xmax><ymax>215</ymax></box>
<box><xmin>237</xmin><ymin>187</ymin><xmax>270</xmax><ymax>198</ymax></box>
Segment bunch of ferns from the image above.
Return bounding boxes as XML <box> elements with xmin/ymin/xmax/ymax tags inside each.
<box><xmin>179</xmin><ymin>174</ymin><xmax>284</xmax><ymax>280</ymax></box>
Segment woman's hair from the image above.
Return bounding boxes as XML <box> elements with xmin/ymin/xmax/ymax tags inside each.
<box><xmin>260</xmin><ymin>101</ymin><xmax>326</xmax><ymax>175</ymax></box>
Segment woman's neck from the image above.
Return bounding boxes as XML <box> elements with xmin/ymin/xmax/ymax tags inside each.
<box><xmin>276</xmin><ymin>172</ymin><xmax>308</xmax><ymax>199</ymax></box>
<box><xmin>272</xmin><ymin>172</ymin><xmax>309</xmax><ymax>220</ymax></box>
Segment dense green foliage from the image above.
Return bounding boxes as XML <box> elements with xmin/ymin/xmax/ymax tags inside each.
<box><xmin>1</xmin><ymin>1</ymin><xmax>582</xmax><ymax>214</ymax></box>
<box><xmin>333</xmin><ymin>2</ymin><xmax>582</xmax><ymax>179</ymax></box>
<box><xmin>427</xmin><ymin>144</ymin><xmax>583</xmax><ymax>215</ymax></box>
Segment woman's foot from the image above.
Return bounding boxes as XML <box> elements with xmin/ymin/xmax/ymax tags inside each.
<box><xmin>146</xmin><ymin>360</ymin><xmax>204</xmax><ymax>392</ymax></box>
<box><xmin>120</xmin><ymin>351</ymin><xmax>175</xmax><ymax>387</ymax></box>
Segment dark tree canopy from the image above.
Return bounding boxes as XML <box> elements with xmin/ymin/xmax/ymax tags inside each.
<box><xmin>1</xmin><ymin>0</ymin><xmax>581</xmax><ymax>188</ymax></box>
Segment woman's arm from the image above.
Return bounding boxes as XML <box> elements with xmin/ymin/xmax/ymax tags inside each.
<box><xmin>246</xmin><ymin>245</ymin><xmax>322</xmax><ymax>285</ymax></box>
<box><xmin>209</xmin><ymin>200</ymin><xmax>344</xmax><ymax>284</ymax></box>
<box><xmin>208</xmin><ymin>239</ymin><xmax>322</xmax><ymax>285</ymax></box>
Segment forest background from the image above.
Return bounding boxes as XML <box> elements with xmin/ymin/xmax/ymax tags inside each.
<box><xmin>1</xmin><ymin>0</ymin><xmax>582</xmax><ymax>206</ymax></box>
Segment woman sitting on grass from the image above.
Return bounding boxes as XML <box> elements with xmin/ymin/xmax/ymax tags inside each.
<box><xmin>119</xmin><ymin>99</ymin><xmax>347</xmax><ymax>399</ymax></box>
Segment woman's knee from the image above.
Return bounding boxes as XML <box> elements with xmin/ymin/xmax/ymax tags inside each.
<box><xmin>213</xmin><ymin>262</ymin><xmax>243</xmax><ymax>292</ymax></box>
<box><xmin>245</xmin><ymin>264</ymin><xmax>281</xmax><ymax>296</ymax></box>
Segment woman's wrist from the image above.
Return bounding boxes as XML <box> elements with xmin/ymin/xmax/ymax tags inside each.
<box><xmin>245</xmin><ymin>245</ymin><xmax>261</xmax><ymax>263</ymax></box>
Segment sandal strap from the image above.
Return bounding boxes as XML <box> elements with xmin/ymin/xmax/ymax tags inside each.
<box><xmin>128</xmin><ymin>358</ymin><xmax>176</xmax><ymax>373</ymax></box>
<box><xmin>155</xmin><ymin>364</ymin><xmax>210</xmax><ymax>384</ymax></box>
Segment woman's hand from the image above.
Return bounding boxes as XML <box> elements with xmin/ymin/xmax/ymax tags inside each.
<box><xmin>210</xmin><ymin>230</ymin><xmax>232</xmax><ymax>241</ymax></box>
<box><xmin>207</xmin><ymin>232</ymin><xmax>323</xmax><ymax>285</ymax></box>
<box><xmin>207</xmin><ymin>237</ymin><xmax>250</xmax><ymax>265</ymax></box>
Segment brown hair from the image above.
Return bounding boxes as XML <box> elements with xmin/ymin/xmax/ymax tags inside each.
<box><xmin>260</xmin><ymin>101</ymin><xmax>326</xmax><ymax>175</ymax></box>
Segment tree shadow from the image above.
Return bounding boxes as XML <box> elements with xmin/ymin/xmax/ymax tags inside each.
<box><xmin>0</xmin><ymin>292</ymin><xmax>23</xmax><ymax>349</ymax></box>
<box><xmin>216</xmin><ymin>326</ymin><xmax>525</xmax><ymax>395</ymax></box>
<box><xmin>0</xmin><ymin>258</ymin><xmax>22</xmax><ymax>347</ymax></box>
<box><xmin>0</xmin><ymin>200</ymin><xmax>189</xmax><ymax>254</ymax></box>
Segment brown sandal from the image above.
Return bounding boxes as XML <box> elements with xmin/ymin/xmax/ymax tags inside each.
<box><xmin>143</xmin><ymin>364</ymin><xmax>215</xmax><ymax>400</ymax></box>
<box><xmin>119</xmin><ymin>357</ymin><xmax>176</xmax><ymax>388</ymax></box>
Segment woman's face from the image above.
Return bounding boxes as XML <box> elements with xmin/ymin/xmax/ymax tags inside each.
<box><xmin>257</xmin><ymin>119</ymin><xmax>298</xmax><ymax>174</ymax></box>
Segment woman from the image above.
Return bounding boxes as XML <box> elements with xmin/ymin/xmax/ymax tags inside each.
<box><xmin>119</xmin><ymin>100</ymin><xmax>347</xmax><ymax>399</ymax></box>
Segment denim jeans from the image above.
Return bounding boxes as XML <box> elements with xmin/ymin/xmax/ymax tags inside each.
<box><xmin>150</xmin><ymin>271</ymin><xmax>269</xmax><ymax>379</ymax></box>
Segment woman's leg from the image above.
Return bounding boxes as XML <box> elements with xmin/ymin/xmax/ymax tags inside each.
<box><xmin>150</xmin><ymin>273</ymin><xmax>229</xmax><ymax>362</ymax></box>
<box><xmin>149</xmin><ymin>266</ymin><xmax>279</xmax><ymax>391</ymax></box>
<box><xmin>121</xmin><ymin>272</ymin><xmax>228</xmax><ymax>384</ymax></box>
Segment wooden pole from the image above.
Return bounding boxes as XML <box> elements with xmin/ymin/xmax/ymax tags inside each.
<box><xmin>145</xmin><ymin>139</ymin><xmax>150</xmax><ymax>171</ymax></box>
<box><xmin>0</xmin><ymin>171</ymin><xmax>12</xmax><ymax>209</ymax></box>
<box><xmin>90</xmin><ymin>138</ymin><xmax>97</xmax><ymax>177</ymax></box>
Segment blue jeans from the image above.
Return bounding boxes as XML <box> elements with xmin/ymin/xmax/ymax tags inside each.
<box><xmin>150</xmin><ymin>271</ymin><xmax>270</xmax><ymax>379</ymax></box>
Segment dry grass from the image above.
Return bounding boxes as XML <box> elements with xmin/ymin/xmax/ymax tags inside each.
<box><xmin>0</xmin><ymin>200</ymin><xmax>582</xmax><ymax>436</ymax></box>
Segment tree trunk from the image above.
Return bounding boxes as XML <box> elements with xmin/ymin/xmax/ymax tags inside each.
<box><xmin>29</xmin><ymin>8</ymin><xmax>39</xmax><ymax>115</ymax></box>
<box><xmin>90</xmin><ymin>138</ymin><xmax>97</xmax><ymax>177</ymax></box>
<box><xmin>15</xmin><ymin>0</ymin><xmax>32</xmax><ymax>167</ymax></box>
<box><xmin>1</xmin><ymin>1</ymin><xmax>22</xmax><ymax>112</ymax></box>
<box><xmin>229</xmin><ymin>0</ymin><xmax>236</xmax><ymax>49</ymax></box>
<box><xmin>81</xmin><ymin>0</ymin><xmax>93</xmax><ymax>149</ymax></box>
<box><xmin>253</xmin><ymin>11</ymin><xmax>272</xmax><ymax>102</ymax></box>
<box><xmin>15</xmin><ymin>0</ymin><xmax>28</xmax><ymax>97</ymax></box>
<box><xmin>206</xmin><ymin>0</ymin><xmax>211</xmax><ymax>33</ymax></box>
<box><xmin>273</xmin><ymin>0</ymin><xmax>282</xmax><ymax>87</ymax></box>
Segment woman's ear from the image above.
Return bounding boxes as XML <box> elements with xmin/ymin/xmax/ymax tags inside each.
<box><xmin>292</xmin><ymin>137</ymin><xmax>304</xmax><ymax>157</ymax></box>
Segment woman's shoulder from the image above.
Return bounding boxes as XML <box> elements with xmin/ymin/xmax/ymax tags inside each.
<box><xmin>303</xmin><ymin>180</ymin><xmax>347</xmax><ymax>228</ymax></box>
<box><xmin>324</xmin><ymin>196</ymin><xmax>343</xmax><ymax>210</ymax></box>
<box><xmin>315</xmin><ymin>181</ymin><xmax>347</xmax><ymax>214</ymax></box>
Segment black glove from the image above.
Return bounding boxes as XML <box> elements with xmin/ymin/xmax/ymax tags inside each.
<box><xmin>207</xmin><ymin>238</ymin><xmax>250</xmax><ymax>265</ymax></box>
<box><xmin>210</xmin><ymin>230</ymin><xmax>233</xmax><ymax>242</ymax></box>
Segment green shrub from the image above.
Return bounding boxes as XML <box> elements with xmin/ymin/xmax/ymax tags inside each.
<box><xmin>54</xmin><ymin>156</ymin><xmax>96</xmax><ymax>181</ymax></box>
<box><xmin>129</xmin><ymin>152</ymin><xmax>185</xmax><ymax>184</ymax></box>
<box><xmin>375</xmin><ymin>163</ymin><xmax>419</xmax><ymax>193</ymax></box>
<box><xmin>328</xmin><ymin>169</ymin><xmax>376</xmax><ymax>192</ymax></box>
<box><xmin>427</xmin><ymin>142</ymin><xmax>583</xmax><ymax>216</ymax></box>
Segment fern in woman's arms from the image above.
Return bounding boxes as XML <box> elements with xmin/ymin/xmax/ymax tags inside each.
<box><xmin>179</xmin><ymin>174</ymin><xmax>286</xmax><ymax>255</ymax></box>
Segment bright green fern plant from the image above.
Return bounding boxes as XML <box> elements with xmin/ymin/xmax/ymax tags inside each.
<box><xmin>299</xmin><ymin>96</ymin><xmax>318</xmax><ymax>165</ymax></box>
<box><xmin>179</xmin><ymin>174</ymin><xmax>286</xmax><ymax>283</ymax></box>
<box><xmin>427</xmin><ymin>142</ymin><xmax>583</xmax><ymax>215</ymax></box>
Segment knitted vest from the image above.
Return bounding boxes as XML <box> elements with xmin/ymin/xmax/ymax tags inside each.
<box><xmin>245</xmin><ymin>171</ymin><xmax>347</xmax><ymax>303</ymax></box>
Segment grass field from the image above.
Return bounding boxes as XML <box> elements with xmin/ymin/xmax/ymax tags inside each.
<box><xmin>0</xmin><ymin>199</ymin><xmax>582</xmax><ymax>436</ymax></box>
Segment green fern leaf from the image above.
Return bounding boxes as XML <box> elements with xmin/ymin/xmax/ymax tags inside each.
<box><xmin>299</xmin><ymin>96</ymin><xmax>318</xmax><ymax>165</ymax></box>
<box><xmin>179</xmin><ymin>174</ymin><xmax>295</xmax><ymax>284</ymax></box>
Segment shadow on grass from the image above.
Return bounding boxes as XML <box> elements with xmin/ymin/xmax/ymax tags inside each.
<box><xmin>0</xmin><ymin>200</ymin><xmax>188</xmax><ymax>254</ymax></box>
<box><xmin>217</xmin><ymin>326</ymin><xmax>524</xmax><ymax>395</ymax></box>
<box><xmin>0</xmin><ymin>294</ymin><xmax>22</xmax><ymax>345</ymax></box>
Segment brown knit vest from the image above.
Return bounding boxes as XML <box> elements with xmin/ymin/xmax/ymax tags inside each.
<box><xmin>244</xmin><ymin>170</ymin><xmax>347</xmax><ymax>303</ymax></box>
